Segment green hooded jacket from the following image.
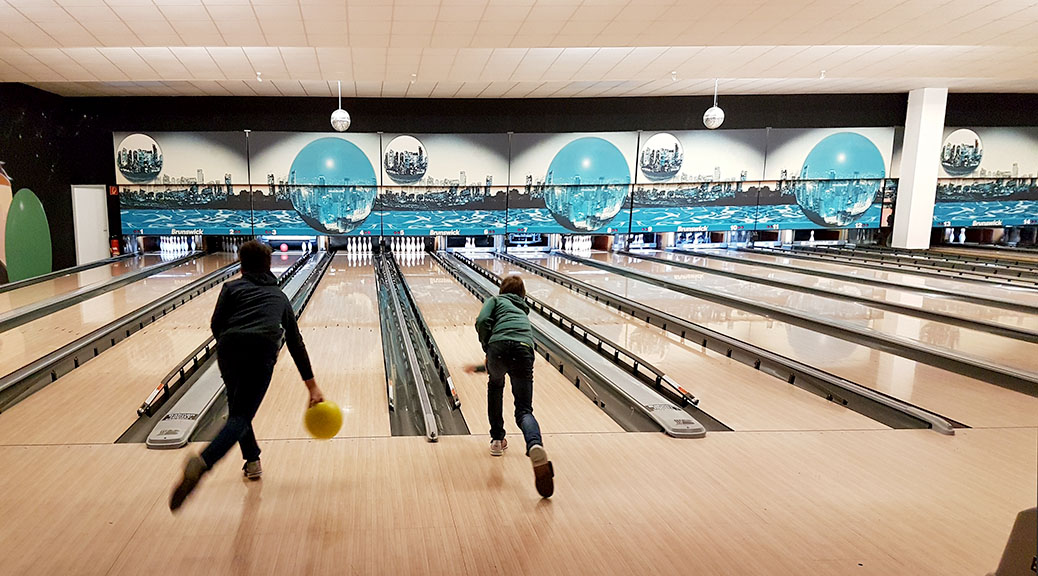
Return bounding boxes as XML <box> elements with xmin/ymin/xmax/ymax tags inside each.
<box><xmin>475</xmin><ymin>293</ymin><xmax>534</xmax><ymax>351</ymax></box>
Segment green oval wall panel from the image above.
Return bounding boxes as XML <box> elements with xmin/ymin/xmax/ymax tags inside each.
<box><xmin>5</xmin><ymin>188</ymin><xmax>52</xmax><ymax>282</ymax></box>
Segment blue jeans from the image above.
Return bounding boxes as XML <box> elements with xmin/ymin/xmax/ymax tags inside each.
<box><xmin>201</xmin><ymin>336</ymin><xmax>278</xmax><ymax>467</ymax></box>
<box><xmin>486</xmin><ymin>340</ymin><xmax>542</xmax><ymax>453</ymax></box>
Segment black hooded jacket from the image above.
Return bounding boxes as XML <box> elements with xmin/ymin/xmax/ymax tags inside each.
<box><xmin>210</xmin><ymin>270</ymin><xmax>314</xmax><ymax>381</ymax></box>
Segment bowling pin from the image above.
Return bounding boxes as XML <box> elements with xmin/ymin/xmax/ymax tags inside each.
<box><xmin>809</xmin><ymin>230</ymin><xmax>815</xmax><ymax>242</ymax></box>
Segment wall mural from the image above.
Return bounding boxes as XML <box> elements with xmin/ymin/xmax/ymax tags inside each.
<box><xmin>114</xmin><ymin>127</ymin><xmax>917</xmax><ymax>237</ymax></box>
<box><xmin>379</xmin><ymin>133</ymin><xmax>508</xmax><ymax>236</ymax></box>
<box><xmin>934</xmin><ymin>127</ymin><xmax>1038</xmax><ymax>228</ymax></box>
<box><xmin>630</xmin><ymin>129</ymin><xmax>767</xmax><ymax>233</ymax></box>
<box><xmin>507</xmin><ymin>132</ymin><xmax>635</xmax><ymax>235</ymax></box>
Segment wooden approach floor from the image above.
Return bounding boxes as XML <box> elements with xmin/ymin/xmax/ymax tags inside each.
<box><xmin>0</xmin><ymin>252</ymin><xmax>1034</xmax><ymax>575</ymax></box>
<box><xmin>0</xmin><ymin>428</ymin><xmax>1032</xmax><ymax>576</ymax></box>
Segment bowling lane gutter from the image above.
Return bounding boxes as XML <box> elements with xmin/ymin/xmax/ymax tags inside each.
<box><xmin>440</xmin><ymin>251</ymin><xmax>709</xmax><ymax>438</ymax></box>
<box><xmin>813</xmin><ymin>245</ymin><xmax>1038</xmax><ymax>278</ymax></box>
<box><xmin>749</xmin><ymin>246</ymin><xmax>1038</xmax><ymax>289</ymax></box>
<box><xmin>0</xmin><ymin>257</ymin><xmax>242</xmax><ymax>415</ymax></box>
<box><xmin>850</xmin><ymin>244</ymin><xmax>1038</xmax><ymax>272</ymax></box>
<box><xmin>504</xmin><ymin>251</ymin><xmax>957</xmax><ymax>435</ymax></box>
<box><xmin>630</xmin><ymin>250</ymin><xmax>1038</xmax><ymax>344</ymax></box>
<box><xmin>0</xmin><ymin>252</ymin><xmax>137</xmax><ymax>295</ymax></box>
<box><xmin>0</xmin><ymin>251</ymin><xmax>203</xmax><ymax>334</ymax></box>
<box><xmin>558</xmin><ymin>252</ymin><xmax>1038</xmax><ymax>400</ymax></box>
<box><xmin>674</xmin><ymin>248</ymin><xmax>1038</xmax><ymax>315</ymax></box>
<box><xmin>381</xmin><ymin>250</ymin><xmax>467</xmax><ymax>437</ymax></box>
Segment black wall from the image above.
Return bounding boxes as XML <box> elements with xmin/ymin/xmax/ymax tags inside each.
<box><xmin>0</xmin><ymin>83</ymin><xmax>104</xmax><ymax>269</ymax></box>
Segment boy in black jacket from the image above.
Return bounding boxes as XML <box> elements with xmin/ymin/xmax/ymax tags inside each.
<box><xmin>170</xmin><ymin>240</ymin><xmax>323</xmax><ymax>511</ymax></box>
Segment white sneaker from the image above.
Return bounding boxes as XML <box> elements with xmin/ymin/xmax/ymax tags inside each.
<box><xmin>490</xmin><ymin>438</ymin><xmax>508</xmax><ymax>456</ymax></box>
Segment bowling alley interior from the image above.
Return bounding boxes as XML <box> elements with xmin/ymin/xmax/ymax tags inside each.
<box><xmin>1</xmin><ymin>1</ymin><xmax>1037</xmax><ymax>575</ymax></box>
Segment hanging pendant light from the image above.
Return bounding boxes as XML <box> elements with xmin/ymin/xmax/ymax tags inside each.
<box><xmin>703</xmin><ymin>79</ymin><xmax>725</xmax><ymax>130</ymax></box>
<box><xmin>330</xmin><ymin>80</ymin><xmax>351</xmax><ymax>132</ymax></box>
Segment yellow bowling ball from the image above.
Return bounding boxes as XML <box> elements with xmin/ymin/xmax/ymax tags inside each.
<box><xmin>304</xmin><ymin>401</ymin><xmax>342</xmax><ymax>439</ymax></box>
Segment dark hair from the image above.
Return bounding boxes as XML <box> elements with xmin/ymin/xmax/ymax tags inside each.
<box><xmin>499</xmin><ymin>274</ymin><xmax>525</xmax><ymax>298</ymax></box>
<box><xmin>238</xmin><ymin>240</ymin><xmax>272</xmax><ymax>274</ymax></box>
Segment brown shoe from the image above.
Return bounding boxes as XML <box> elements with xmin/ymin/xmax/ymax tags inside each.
<box><xmin>170</xmin><ymin>455</ymin><xmax>207</xmax><ymax>511</ymax></box>
<box><xmin>528</xmin><ymin>445</ymin><xmax>554</xmax><ymax>498</ymax></box>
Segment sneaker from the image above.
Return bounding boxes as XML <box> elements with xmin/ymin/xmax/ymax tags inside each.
<box><xmin>490</xmin><ymin>438</ymin><xmax>508</xmax><ymax>456</ymax></box>
<box><xmin>170</xmin><ymin>454</ymin><xmax>207</xmax><ymax>511</ymax></box>
<box><xmin>528</xmin><ymin>444</ymin><xmax>554</xmax><ymax>498</ymax></box>
<box><xmin>243</xmin><ymin>459</ymin><xmax>262</xmax><ymax>480</ymax></box>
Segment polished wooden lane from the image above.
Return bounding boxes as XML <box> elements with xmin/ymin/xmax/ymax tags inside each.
<box><xmin>480</xmin><ymin>257</ymin><xmax>884</xmax><ymax>432</ymax></box>
<box><xmin>593</xmin><ymin>252</ymin><xmax>1038</xmax><ymax>376</ymax></box>
<box><xmin>0</xmin><ymin>254</ymin><xmax>165</xmax><ymax>314</ymax></box>
<box><xmin>0</xmin><ymin>427</ymin><xmax>1032</xmax><ymax>575</ymax></box>
<box><xmin>401</xmin><ymin>256</ymin><xmax>622</xmax><ymax>436</ymax></box>
<box><xmin>716</xmin><ymin>249</ymin><xmax>1038</xmax><ymax>309</ymax></box>
<box><xmin>0</xmin><ymin>253</ymin><xmax>238</xmax><ymax>381</ymax></box>
<box><xmin>0</xmin><ymin>256</ymin><xmax>302</xmax><ymax>445</ymax></box>
<box><xmin>254</xmin><ymin>254</ymin><xmax>391</xmax><ymax>440</ymax></box>
<box><xmin>653</xmin><ymin>250</ymin><xmax>1038</xmax><ymax>333</ymax></box>
<box><xmin>541</xmin><ymin>254</ymin><xmax>1038</xmax><ymax>428</ymax></box>
<box><xmin>932</xmin><ymin>245</ymin><xmax>1038</xmax><ymax>265</ymax></box>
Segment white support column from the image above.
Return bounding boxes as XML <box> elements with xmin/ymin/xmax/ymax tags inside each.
<box><xmin>892</xmin><ymin>87</ymin><xmax>948</xmax><ymax>249</ymax></box>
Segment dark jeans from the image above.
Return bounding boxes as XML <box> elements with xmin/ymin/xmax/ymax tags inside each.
<box><xmin>486</xmin><ymin>340</ymin><xmax>542</xmax><ymax>453</ymax></box>
<box><xmin>200</xmin><ymin>336</ymin><xmax>278</xmax><ymax>468</ymax></box>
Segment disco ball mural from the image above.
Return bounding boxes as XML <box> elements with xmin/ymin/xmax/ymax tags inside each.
<box><xmin>795</xmin><ymin>132</ymin><xmax>885</xmax><ymax>227</ymax></box>
<box><xmin>288</xmin><ymin>138</ymin><xmax>377</xmax><ymax>234</ymax></box>
<box><xmin>544</xmin><ymin>137</ymin><xmax>630</xmax><ymax>232</ymax></box>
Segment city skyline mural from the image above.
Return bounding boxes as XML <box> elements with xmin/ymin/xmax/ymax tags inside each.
<box><xmin>377</xmin><ymin>133</ymin><xmax>509</xmax><ymax>236</ymax></box>
<box><xmin>114</xmin><ymin>125</ymin><xmax>1030</xmax><ymax>237</ymax></box>
<box><xmin>934</xmin><ymin>127</ymin><xmax>1038</xmax><ymax>228</ymax></box>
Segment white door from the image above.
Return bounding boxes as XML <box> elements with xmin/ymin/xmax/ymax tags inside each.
<box><xmin>72</xmin><ymin>184</ymin><xmax>110</xmax><ymax>265</ymax></box>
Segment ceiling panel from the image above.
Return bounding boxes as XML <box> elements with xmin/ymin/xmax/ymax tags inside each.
<box><xmin>0</xmin><ymin>0</ymin><xmax>1035</xmax><ymax>96</ymax></box>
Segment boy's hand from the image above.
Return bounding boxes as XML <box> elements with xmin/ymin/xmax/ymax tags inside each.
<box><xmin>305</xmin><ymin>378</ymin><xmax>324</xmax><ymax>407</ymax></box>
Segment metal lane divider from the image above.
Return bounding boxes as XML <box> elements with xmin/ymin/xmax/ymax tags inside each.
<box><xmin>752</xmin><ymin>245</ymin><xmax>1038</xmax><ymax>289</ymax></box>
<box><xmin>0</xmin><ymin>260</ymin><xmax>241</xmax><ymax>415</ymax></box>
<box><xmin>507</xmin><ymin>252</ymin><xmax>959</xmax><ymax>435</ymax></box>
<box><xmin>0</xmin><ymin>252</ymin><xmax>137</xmax><ymax>295</ymax></box>
<box><xmin>467</xmin><ymin>252</ymin><xmax>701</xmax><ymax>410</ymax></box>
<box><xmin>375</xmin><ymin>252</ymin><xmax>440</xmax><ymax>442</ymax></box>
<box><xmin>0</xmin><ymin>251</ymin><xmax>203</xmax><ymax>334</ymax></box>
<box><xmin>385</xmin><ymin>253</ymin><xmax>461</xmax><ymax>410</ymax></box>
<box><xmin>137</xmin><ymin>252</ymin><xmax>313</xmax><ymax>417</ymax></box>
<box><xmin>435</xmin><ymin>251</ymin><xmax>707</xmax><ymax>438</ymax></box>
<box><xmin>627</xmin><ymin>250</ymin><xmax>1038</xmax><ymax>344</ymax></box>
<box><xmin>144</xmin><ymin>252</ymin><xmax>329</xmax><ymax>449</ymax></box>
<box><xmin>816</xmin><ymin>244</ymin><xmax>1038</xmax><ymax>279</ymax></box>
<box><xmin>672</xmin><ymin>248</ymin><xmax>1038</xmax><ymax>315</ymax></box>
<box><xmin>565</xmin><ymin>250</ymin><xmax>1038</xmax><ymax>402</ymax></box>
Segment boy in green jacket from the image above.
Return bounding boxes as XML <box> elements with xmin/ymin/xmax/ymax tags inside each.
<box><xmin>474</xmin><ymin>274</ymin><xmax>554</xmax><ymax>498</ymax></box>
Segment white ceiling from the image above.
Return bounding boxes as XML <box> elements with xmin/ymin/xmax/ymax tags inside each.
<box><xmin>0</xmin><ymin>0</ymin><xmax>1036</xmax><ymax>97</ymax></box>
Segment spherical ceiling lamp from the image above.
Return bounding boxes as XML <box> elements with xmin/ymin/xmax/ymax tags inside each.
<box><xmin>330</xmin><ymin>80</ymin><xmax>351</xmax><ymax>132</ymax></box>
<box><xmin>703</xmin><ymin>79</ymin><xmax>724</xmax><ymax>130</ymax></box>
